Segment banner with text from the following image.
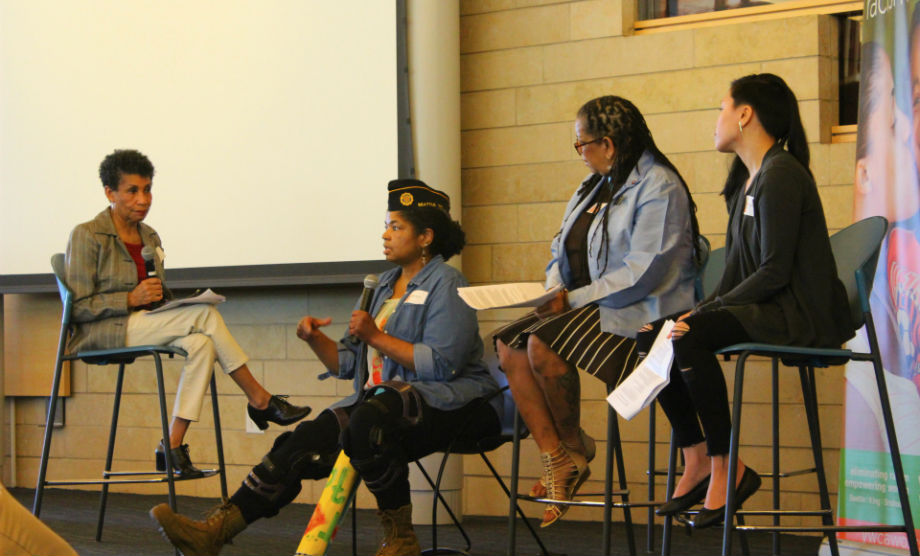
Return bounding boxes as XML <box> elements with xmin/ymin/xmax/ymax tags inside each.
<box><xmin>840</xmin><ymin>0</ymin><xmax>920</xmax><ymax>550</ymax></box>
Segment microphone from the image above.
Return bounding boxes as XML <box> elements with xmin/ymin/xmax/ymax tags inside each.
<box><xmin>347</xmin><ymin>274</ymin><xmax>379</xmax><ymax>344</ymax></box>
<box><xmin>140</xmin><ymin>246</ymin><xmax>167</xmax><ymax>308</ymax></box>
<box><xmin>140</xmin><ymin>246</ymin><xmax>159</xmax><ymax>279</ymax></box>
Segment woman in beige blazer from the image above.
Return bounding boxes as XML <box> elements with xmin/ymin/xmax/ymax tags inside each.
<box><xmin>66</xmin><ymin>149</ymin><xmax>311</xmax><ymax>477</ymax></box>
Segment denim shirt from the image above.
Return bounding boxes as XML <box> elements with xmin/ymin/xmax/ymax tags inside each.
<box><xmin>330</xmin><ymin>255</ymin><xmax>500</xmax><ymax>412</ymax></box>
<box><xmin>545</xmin><ymin>150</ymin><xmax>696</xmax><ymax>338</ymax></box>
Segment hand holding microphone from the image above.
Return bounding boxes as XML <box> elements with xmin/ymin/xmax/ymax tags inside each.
<box><xmin>347</xmin><ymin>274</ymin><xmax>379</xmax><ymax>344</ymax></box>
<box><xmin>128</xmin><ymin>246</ymin><xmax>164</xmax><ymax>308</ymax></box>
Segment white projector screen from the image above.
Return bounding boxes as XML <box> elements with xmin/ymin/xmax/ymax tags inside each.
<box><xmin>0</xmin><ymin>1</ymin><xmax>399</xmax><ymax>288</ymax></box>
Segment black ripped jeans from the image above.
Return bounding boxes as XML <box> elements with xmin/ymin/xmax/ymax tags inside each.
<box><xmin>230</xmin><ymin>388</ymin><xmax>500</xmax><ymax>524</ymax></box>
<box><xmin>635</xmin><ymin>309</ymin><xmax>751</xmax><ymax>456</ymax></box>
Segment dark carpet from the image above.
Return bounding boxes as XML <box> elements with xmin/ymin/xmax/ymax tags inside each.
<box><xmin>11</xmin><ymin>487</ymin><xmax>823</xmax><ymax>555</ymax></box>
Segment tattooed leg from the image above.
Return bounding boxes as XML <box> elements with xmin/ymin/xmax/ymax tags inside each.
<box><xmin>527</xmin><ymin>335</ymin><xmax>581</xmax><ymax>449</ymax></box>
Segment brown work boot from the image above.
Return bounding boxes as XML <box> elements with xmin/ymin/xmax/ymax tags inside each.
<box><xmin>376</xmin><ymin>504</ymin><xmax>422</xmax><ymax>556</ymax></box>
<box><xmin>149</xmin><ymin>501</ymin><xmax>247</xmax><ymax>556</ymax></box>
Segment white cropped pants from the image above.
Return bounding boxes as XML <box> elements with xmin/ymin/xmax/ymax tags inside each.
<box><xmin>126</xmin><ymin>304</ymin><xmax>249</xmax><ymax>421</ymax></box>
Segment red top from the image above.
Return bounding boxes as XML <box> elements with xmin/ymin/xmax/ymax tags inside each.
<box><xmin>124</xmin><ymin>242</ymin><xmax>148</xmax><ymax>282</ymax></box>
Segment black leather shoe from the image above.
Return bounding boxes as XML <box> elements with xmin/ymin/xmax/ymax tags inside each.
<box><xmin>656</xmin><ymin>474</ymin><xmax>710</xmax><ymax>516</ymax></box>
<box><xmin>155</xmin><ymin>441</ymin><xmax>205</xmax><ymax>479</ymax></box>
<box><xmin>691</xmin><ymin>467</ymin><xmax>762</xmax><ymax>529</ymax></box>
<box><xmin>247</xmin><ymin>395</ymin><xmax>311</xmax><ymax>430</ymax></box>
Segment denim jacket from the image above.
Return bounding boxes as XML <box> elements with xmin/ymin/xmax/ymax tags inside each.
<box><xmin>330</xmin><ymin>255</ymin><xmax>500</xmax><ymax>412</ymax></box>
<box><xmin>545</xmin><ymin>150</ymin><xmax>696</xmax><ymax>338</ymax></box>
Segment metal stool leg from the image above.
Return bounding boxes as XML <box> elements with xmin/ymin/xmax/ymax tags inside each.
<box><xmin>33</xmin><ymin>353</ymin><xmax>67</xmax><ymax>516</ymax></box>
<box><xmin>661</xmin><ymin>430</ymin><xmax>677</xmax><ymax>556</ymax></box>
<box><xmin>648</xmin><ymin>402</ymin><xmax>657</xmax><ymax>554</ymax></box>
<box><xmin>507</xmin><ymin>411</ymin><xmax>522</xmax><ymax>556</ymax></box>
<box><xmin>96</xmin><ymin>363</ymin><xmax>126</xmax><ymax>541</ymax></box>
<box><xmin>153</xmin><ymin>353</ymin><xmax>177</xmax><ymax>511</ymax></box>
<box><xmin>721</xmin><ymin>352</ymin><xmax>749</xmax><ymax>556</ymax></box>
<box><xmin>415</xmin><ymin>455</ymin><xmax>471</xmax><ymax>556</ymax></box>
<box><xmin>800</xmin><ymin>367</ymin><xmax>839</xmax><ymax>556</ymax></box>
<box><xmin>609</xmin><ymin>410</ymin><xmax>636</xmax><ymax>556</ymax></box>
<box><xmin>604</xmin><ymin>412</ymin><xmax>614</xmax><ymax>555</ymax></box>
<box><xmin>209</xmin><ymin>374</ymin><xmax>228</xmax><ymax>500</ymax></box>
<box><xmin>771</xmin><ymin>359</ymin><xmax>780</xmax><ymax>556</ymax></box>
<box><xmin>479</xmin><ymin>451</ymin><xmax>550</xmax><ymax>555</ymax></box>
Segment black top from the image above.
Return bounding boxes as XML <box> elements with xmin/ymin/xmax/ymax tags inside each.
<box><xmin>698</xmin><ymin>144</ymin><xmax>854</xmax><ymax>347</ymax></box>
<box><xmin>564</xmin><ymin>176</ymin><xmax>618</xmax><ymax>290</ymax></box>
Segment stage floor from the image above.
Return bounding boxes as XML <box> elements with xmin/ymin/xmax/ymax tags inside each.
<box><xmin>11</xmin><ymin>487</ymin><xmax>823</xmax><ymax>555</ymax></box>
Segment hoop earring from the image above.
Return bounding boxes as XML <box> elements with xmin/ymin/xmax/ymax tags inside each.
<box><xmin>738</xmin><ymin>121</ymin><xmax>744</xmax><ymax>137</ymax></box>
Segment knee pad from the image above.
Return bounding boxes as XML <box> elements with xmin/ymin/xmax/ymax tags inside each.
<box><xmin>242</xmin><ymin>461</ymin><xmax>303</xmax><ymax>518</ymax></box>
<box><xmin>350</xmin><ymin>452</ymin><xmax>408</xmax><ymax>495</ymax></box>
<box><xmin>342</xmin><ymin>400</ymin><xmax>390</xmax><ymax>460</ymax></box>
<box><xmin>373</xmin><ymin>381</ymin><xmax>422</xmax><ymax>426</ymax></box>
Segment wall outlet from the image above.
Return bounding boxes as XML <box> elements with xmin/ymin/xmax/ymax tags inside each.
<box><xmin>245</xmin><ymin>414</ymin><xmax>264</xmax><ymax>434</ymax></box>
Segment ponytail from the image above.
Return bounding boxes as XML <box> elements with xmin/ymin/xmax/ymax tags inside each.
<box><xmin>721</xmin><ymin>74</ymin><xmax>811</xmax><ymax>199</ymax></box>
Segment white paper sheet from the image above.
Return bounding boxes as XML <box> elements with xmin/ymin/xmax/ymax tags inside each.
<box><xmin>457</xmin><ymin>283</ymin><xmax>563</xmax><ymax>311</ymax></box>
<box><xmin>607</xmin><ymin>319</ymin><xmax>675</xmax><ymax>420</ymax></box>
<box><xmin>145</xmin><ymin>288</ymin><xmax>226</xmax><ymax>314</ymax></box>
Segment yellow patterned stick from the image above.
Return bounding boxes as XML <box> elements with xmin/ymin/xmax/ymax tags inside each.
<box><xmin>294</xmin><ymin>451</ymin><xmax>359</xmax><ymax>556</ymax></box>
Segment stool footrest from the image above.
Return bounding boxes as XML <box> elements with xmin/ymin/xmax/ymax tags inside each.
<box><xmin>762</xmin><ymin>467</ymin><xmax>817</xmax><ymax>479</ymax></box>
<box><xmin>736</xmin><ymin>524</ymin><xmax>909</xmax><ymax>534</ymax></box>
<box><xmin>102</xmin><ymin>468</ymin><xmax>219</xmax><ymax>477</ymax></box>
<box><xmin>735</xmin><ymin>509</ymin><xmax>830</xmax><ymax>517</ymax></box>
<box><xmin>43</xmin><ymin>469</ymin><xmax>219</xmax><ymax>486</ymax></box>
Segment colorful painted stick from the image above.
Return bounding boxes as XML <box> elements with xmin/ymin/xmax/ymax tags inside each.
<box><xmin>294</xmin><ymin>450</ymin><xmax>359</xmax><ymax>556</ymax></box>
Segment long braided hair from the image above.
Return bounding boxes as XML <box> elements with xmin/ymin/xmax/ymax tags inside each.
<box><xmin>721</xmin><ymin>74</ymin><xmax>812</xmax><ymax>201</ymax></box>
<box><xmin>574</xmin><ymin>95</ymin><xmax>702</xmax><ymax>267</ymax></box>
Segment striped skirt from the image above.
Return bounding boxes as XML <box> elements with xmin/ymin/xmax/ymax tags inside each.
<box><xmin>492</xmin><ymin>304</ymin><xmax>640</xmax><ymax>388</ymax></box>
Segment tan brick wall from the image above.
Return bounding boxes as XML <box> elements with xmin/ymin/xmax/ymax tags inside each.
<box><xmin>3</xmin><ymin>286</ymin><xmax>367</xmax><ymax>507</ymax></box>
<box><xmin>460</xmin><ymin>0</ymin><xmax>855</xmax><ymax>529</ymax></box>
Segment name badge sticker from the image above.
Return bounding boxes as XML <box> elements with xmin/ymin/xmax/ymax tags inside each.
<box><xmin>744</xmin><ymin>195</ymin><xmax>755</xmax><ymax>217</ymax></box>
<box><xmin>405</xmin><ymin>290</ymin><xmax>429</xmax><ymax>305</ymax></box>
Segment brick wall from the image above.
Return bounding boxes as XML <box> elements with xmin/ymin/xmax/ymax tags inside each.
<box><xmin>459</xmin><ymin>0</ymin><xmax>856</xmax><ymax>526</ymax></box>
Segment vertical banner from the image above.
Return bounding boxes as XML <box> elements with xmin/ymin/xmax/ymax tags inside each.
<box><xmin>840</xmin><ymin>0</ymin><xmax>920</xmax><ymax>550</ymax></box>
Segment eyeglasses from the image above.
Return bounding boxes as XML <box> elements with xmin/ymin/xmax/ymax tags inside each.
<box><xmin>573</xmin><ymin>137</ymin><xmax>604</xmax><ymax>154</ymax></box>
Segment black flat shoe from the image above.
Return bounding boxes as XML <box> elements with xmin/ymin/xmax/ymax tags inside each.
<box><xmin>656</xmin><ymin>474</ymin><xmax>710</xmax><ymax>516</ymax></box>
<box><xmin>247</xmin><ymin>395</ymin><xmax>311</xmax><ymax>430</ymax></box>
<box><xmin>691</xmin><ymin>467</ymin><xmax>762</xmax><ymax>529</ymax></box>
<box><xmin>155</xmin><ymin>441</ymin><xmax>205</xmax><ymax>479</ymax></box>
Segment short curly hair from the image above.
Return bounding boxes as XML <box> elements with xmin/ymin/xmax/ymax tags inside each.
<box><xmin>98</xmin><ymin>149</ymin><xmax>154</xmax><ymax>190</ymax></box>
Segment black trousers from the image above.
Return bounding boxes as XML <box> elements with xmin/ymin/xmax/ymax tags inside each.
<box><xmin>230</xmin><ymin>388</ymin><xmax>500</xmax><ymax>523</ymax></box>
<box><xmin>636</xmin><ymin>309</ymin><xmax>751</xmax><ymax>456</ymax></box>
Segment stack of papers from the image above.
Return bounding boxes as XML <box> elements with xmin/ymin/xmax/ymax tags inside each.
<box><xmin>457</xmin><ymin>283</ymin><xmax>563</xmax><ymax>311</ymax></box>
<box><xmin>607</xmin><ymin>320</ymin><xmax>675</xmax><ymax>420</ymax></box>
<box><xmin>147</xmin><ymin>288</ymin><xmax>226</xmax><ymax>314</ymax></box>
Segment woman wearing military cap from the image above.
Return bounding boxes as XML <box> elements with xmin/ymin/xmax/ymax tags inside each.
<box><xmin>151</xmin><ymin>179</ymin><xmax>501</xmax><ymax>556</ymax></box>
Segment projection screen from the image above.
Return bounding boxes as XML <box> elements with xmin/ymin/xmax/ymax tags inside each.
<box><xmin>0</xmin><ymin>1</ymin><xmax>401</xmax><ymax>291</ymax></box>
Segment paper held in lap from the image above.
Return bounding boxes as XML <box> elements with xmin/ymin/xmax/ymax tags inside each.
<box><xmin>607</xmin><ymin>319</ymin><xmax>675</xmax><ymax>420</ymax></box>
<box><xmin>457</xmin><ymin>283</ymin><xmax>563</xmax><ymax>310</ymax></box>
<box><xmin>146</xmin><ymin>288</ymin><xmax>226</xmax><ymax>314</ymax></box>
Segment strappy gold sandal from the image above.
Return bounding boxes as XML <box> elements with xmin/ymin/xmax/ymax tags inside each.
<box><xmin>539</xmin><ymin>442</ymin><xmax>590</xmax><ymax>528</ymax></box>
<box><xmin>530</xmin><ymin>429</ymin><xmax>595</xmax><ymax>498</ymax></box>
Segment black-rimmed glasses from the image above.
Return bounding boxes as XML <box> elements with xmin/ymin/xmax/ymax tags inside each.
<box><xmin>573</xmin><ymin>137</ymin><xmax>604</xmax><ymax>154</ymax></box>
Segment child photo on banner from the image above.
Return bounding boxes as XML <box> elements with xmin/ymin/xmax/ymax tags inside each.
<box><xmin>840</xmin><ymin>0</ymin><xmax>920</xmax><ymax>550</ymax></box>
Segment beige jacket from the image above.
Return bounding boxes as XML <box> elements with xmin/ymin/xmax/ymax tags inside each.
<box><xmin>65</xmin><ymin>208</ymin><xmax>167</xmax><ymax>351</ymax></box>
